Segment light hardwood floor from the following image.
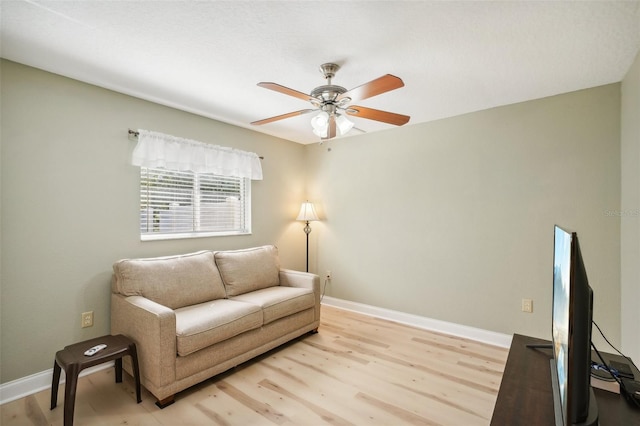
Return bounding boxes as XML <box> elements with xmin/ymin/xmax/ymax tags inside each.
<box><xmin>1</xmin><ymin>305</ymin><xmax>508</xmax><ymax>425</ymax></box>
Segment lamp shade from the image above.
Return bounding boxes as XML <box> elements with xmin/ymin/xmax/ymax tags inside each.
<box><xmin>311</xmin><ymin>111</ymin><xmax>329</xmax><ymax>138</ymax></box>
<box><xmin>336</xmin><ymin>114</ymin><xmax>354</xmax><ymax>135</ymax></box>
<box><xmin>296</xmin><ymin>201</ymin><xmax>319</xmax><ymax>221</ymax></box>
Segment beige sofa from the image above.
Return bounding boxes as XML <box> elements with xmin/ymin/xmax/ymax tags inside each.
<box><xmin>110</xmin><ymin>245</ymin><xmax>320</xmax><ymax>407</ymax></box>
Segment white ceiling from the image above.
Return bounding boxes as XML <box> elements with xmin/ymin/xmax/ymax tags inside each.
<box><xmin>2</xmin><ymin>1</ymin><xmax>639</xmax><ymax>145</ymax></box>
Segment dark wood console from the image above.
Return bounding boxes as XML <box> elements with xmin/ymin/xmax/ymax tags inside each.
<box><xmin>490</xmin><ymin>334</ymin><xmax>639</xmax><ymax>425</ymax></box>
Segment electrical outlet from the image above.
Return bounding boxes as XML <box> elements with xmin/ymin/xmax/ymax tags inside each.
<box><xmin>81</xmin><ymin>311</ymin><xmax>94</xmax><ymax>328</ymax></box>
<box><xmin>326</xmin><ymin>270</ymin><xmax>332</xmax><ymax>280</ymax></box>
<box><xmin>522</xmin><ymin>299</ymin><xmax>533</xmax><ymax>313</ymax></box>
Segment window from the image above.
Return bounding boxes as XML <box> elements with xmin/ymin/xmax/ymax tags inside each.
<box><xmin>140</xmin><ymin>167</ymin><xmax>251</xmax><ymax>240</ymax></box>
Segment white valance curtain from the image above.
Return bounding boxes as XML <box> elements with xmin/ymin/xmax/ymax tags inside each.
<box><xmin>131</xmin><ymin>129</ymin><xmax>263</xmax><ymax>180</ymax></box>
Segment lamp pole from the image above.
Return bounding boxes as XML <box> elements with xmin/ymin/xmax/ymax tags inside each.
<box><xmin>303</xmin><ymin>220</ymin><xmax>312</xmax><ymax>272</ymax></box>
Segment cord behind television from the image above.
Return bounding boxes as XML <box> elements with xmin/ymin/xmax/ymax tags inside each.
<box><xmin>591</xmin><ymin>320</ymin><xmax>640</xmax><ymax>409</ymax></box>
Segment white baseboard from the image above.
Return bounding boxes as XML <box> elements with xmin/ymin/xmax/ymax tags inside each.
<box><xmin>321</xmin><ymin>296</ymin><xmax>513</xmax><ymax>348</ymax></box>
<box><xmin>0</xmin><ymin>362</ymin><xmax>113</xmax><ymax>406</ymax></box>
<box><xmin>2</xmin><ymin>298</ymin><xmax>512</xmax><ymax>406</ymax></box>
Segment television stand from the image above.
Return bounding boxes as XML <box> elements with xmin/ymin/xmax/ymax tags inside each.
<box><xmin>491</xmin><ymin>334</ymin><xmax>640</xmax><ymax>425</ymax></box>
<box><xmin>526</xmin><ymin>343</ymin><xmax>552</xmax><ymax>349</ymax></box>
<box><xmin>549</xmin><ymin>358</ymin><xmax>599</xmax><ymax>426</ymax></box>
<box><xmin>581</xmin><ymin>387</ymin><xmax>600</xmax><ymax>426</ymax></box>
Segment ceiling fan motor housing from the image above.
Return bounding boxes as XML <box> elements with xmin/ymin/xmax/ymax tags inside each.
<box><xmin>311</xmin><ymin>84</ymin><xmax>347</xmax><ymax>103</ymax></box>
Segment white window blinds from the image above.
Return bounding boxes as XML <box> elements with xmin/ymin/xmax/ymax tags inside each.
<box><xmin>140</xmin><ymin>167</ymin><xmax>250</xmax><ymax>239</ymax></box>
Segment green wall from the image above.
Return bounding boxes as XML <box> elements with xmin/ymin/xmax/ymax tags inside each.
<box><xmin>0</xmin><ymin>60</ymin><xmax>308</xmax><ymax>382</ymax></box>
<box><xmin>621</xmin><ymin>50</ymin><xmax>640</xmax><ymax>363</ymax></box>
<box><xmin>305</xmin><ymin>83</ymin><xmax>622</xmax><ymax>347</ymax></box>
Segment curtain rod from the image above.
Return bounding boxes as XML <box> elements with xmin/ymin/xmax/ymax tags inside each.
<box><xmin>128</xmin><ymin>129</ymin><xmax>264</xmax><ymax>160</ymax></box>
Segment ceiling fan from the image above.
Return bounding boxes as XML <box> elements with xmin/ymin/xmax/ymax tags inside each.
<box><xmin>251</xmin><ymin>63</ymin><xmax>410</xmax><ymax>140</ymax></box>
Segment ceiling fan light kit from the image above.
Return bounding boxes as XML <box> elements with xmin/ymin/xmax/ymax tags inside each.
<box><xmin>311</xmin><ymin>111</ymin><xmax>354</xmax><ymax>138</ymax></box>
<box><xmin>252</xmin><ymin>63</ymin><xmax>410</xmax><ymax>141</ymax></box>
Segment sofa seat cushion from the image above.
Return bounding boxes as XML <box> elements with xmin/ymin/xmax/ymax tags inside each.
<box><xmin>112</xmin><ymin>251</ymin><xmax>226</xmax><ymax>310</ymax></box>
<box><xmin>215</xmin><ymin>245</ymin><xmax>280</xmax><ymax>297</ymax></box>
<box><xmin>231</xmin><ymin>286</ymin><xmax>315</xmax><ymax>325</ymax></box>
<box><xmin>174</xmin><ymin>299</ymin><xmax>262</xmax><ymax>356</ymax></box>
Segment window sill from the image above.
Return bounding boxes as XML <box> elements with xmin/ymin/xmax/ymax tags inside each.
<box><xmin>141</xmin><ymin>230</ymin><xmax>251</xmax><ymax>241</ymax></box>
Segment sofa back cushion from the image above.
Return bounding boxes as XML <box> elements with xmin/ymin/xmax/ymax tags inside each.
<box><xmin>215</xmin><ymin>245</ymin><xmax>280</xmax><ymax>297</ymax></box>
<box><xmin>112</xmin><ymin>251</ymin><xmax>226</xmax><ymax>309</ymax></box>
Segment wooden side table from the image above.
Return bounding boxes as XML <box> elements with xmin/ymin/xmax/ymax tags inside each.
<box><xmin>51</xmin><ymin>334</ymin><xmax>142</xmax><ymax>426</ymax></box>
<box><xmin>492</xmin><ymin>334</ymin><xmax>640</xmax><ymax>425</ymax></box>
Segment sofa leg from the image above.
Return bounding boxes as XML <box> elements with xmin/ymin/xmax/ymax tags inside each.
<box><xmin>310</xmin><ymin>328</ymin><xmax>319</xmax><ymax>334</ymax></box>
<box><xmin>155</xmin><ymin>395</ymin><xmax>175</xmax><ymax>409</ymax></box>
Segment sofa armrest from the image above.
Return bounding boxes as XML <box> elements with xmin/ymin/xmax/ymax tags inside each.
<box><xmin>279</xmin><ymin>269</ymin><xmax>319</xmax><ymax>291</ymax></box>
<box><xmin>280</xmin><ymin>269</ymin><xmax>321</xmax><ymax>321</ymax></box>
<box><xmin>111</xmin><ymin>293</ymin><xmax>177</xmax><ymax>387</ymax></box>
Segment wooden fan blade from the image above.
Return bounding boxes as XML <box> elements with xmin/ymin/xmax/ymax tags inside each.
<box><xmin>324</xmin><ymin>115</ymin><xmax>337</xmax><ymax>140</ymax></box>
<box><xmin>345</xmin><ymin>106</ymin><xmax>410</xmax><ymax>126</ymax></box>
<box><xmin>338</xmin><ymin>74</ymin><xmax>404</xmax><ymax>102</ymax></box>
<box><xmin>251</xmin><ymin>109</ymin><xmax>315</xmax><ymax>125</ymax></box>
<box><xmin>257</xmin><ymin>82</ymin><xmax>313</xmax><ymax>102</ymax></box>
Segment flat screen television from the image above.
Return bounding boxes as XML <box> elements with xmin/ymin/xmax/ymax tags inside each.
<box><xmin>550</xmin><ymin>225</ymin><xmax>598</xmax><ymax>426</ymax></box>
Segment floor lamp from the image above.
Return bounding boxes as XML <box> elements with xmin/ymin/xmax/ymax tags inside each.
<box><xmin>296</xmin><ymin>201</ymin><xmax>319</xmax><ymax>272</ymax></box>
